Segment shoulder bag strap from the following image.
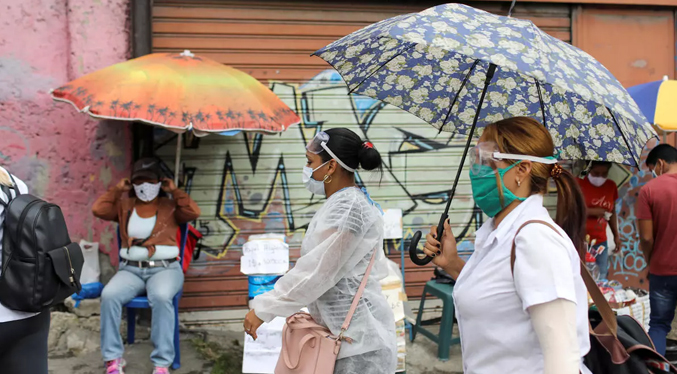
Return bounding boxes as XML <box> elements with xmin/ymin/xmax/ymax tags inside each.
<box><xmin>510</xmin><ymin>219</ymin><xmax>618</xmax><ymax>337</ymax></box>
<box><xmin>340</xmin><ymin>248</ymin><xmax>379</xmax><ymax>334</ymax></box>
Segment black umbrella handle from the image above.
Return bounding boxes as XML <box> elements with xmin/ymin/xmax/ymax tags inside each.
<box><xmin>409</xmin><ymin>63</ymin><xmax>497</xmax><ymax>267</ymax></box>
<box><xmin>409</xmin><ymin>213</ymin><xmax>448</xmax><ymax>266</ymax></box>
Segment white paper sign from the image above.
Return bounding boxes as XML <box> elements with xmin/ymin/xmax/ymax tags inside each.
<box><xmin>240</xmin><ymin>239</ymin><xmax>289</xmax><ymax>275</ymax></box>
<box><xmin>382</xmin><ymin>286</ymin><xmax>405</xmax><ymax>322</ymax></box>
<box><xmin>383</xmin><ymin>209</ymin><xmax>403</xmax><ymax>240</ymax></box>
<box><xmin>242</xmin><ymin>317</ymin><xmax>286</xmax><ymax>373</ymax></box>
<box><xmin>79</xmin><ymin>240</ymin><xmax>100</xmax><ymax>284</ymax></box>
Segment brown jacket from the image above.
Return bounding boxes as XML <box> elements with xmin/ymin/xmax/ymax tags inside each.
<box><xmin>92</xmin><ymin>187</ymin><xmax>201</xmax><ymax>252</ymax></box>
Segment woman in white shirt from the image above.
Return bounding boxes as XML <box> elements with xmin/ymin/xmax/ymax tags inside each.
<box><xmin>0</xmin><ymin>167</ymin><xmax>50</xmax><ymax>374</ymax></box>
<box><xmin>423</xmin><ymin>117</ymin><xmax>591</xmax><ymax>374</ymax></box>
<box><xmin>243</xmin><ymin>128</ymin><xmax>397</xmax><ymax>374</ymax></box>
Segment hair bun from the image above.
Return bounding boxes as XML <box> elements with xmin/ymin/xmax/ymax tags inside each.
<box><xmin>358</xmin><ymin>142</ymin><xmax>382</xmax><ymax>171</ymax></box>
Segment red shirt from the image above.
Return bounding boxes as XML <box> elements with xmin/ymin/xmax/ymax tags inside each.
<box><xmin>636</xmin><ymin>173</ymin><xmax>677</xmax><ymax>275</ymax></box>
<box><xmin>578</xmin><ymin>176</ymin><xmax>618</xmax><ymax>243</ymax></box>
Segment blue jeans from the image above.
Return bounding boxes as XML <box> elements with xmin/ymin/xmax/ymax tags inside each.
<box><xmin>594</xmin><ymin>242</ymin><xmax>609</xmax><ymax>281</ymax></box>
<box><xmin>648</xmin><ymin>274</ymin><xmax>677</xmax><ymax>356</ymax></box>
<box><xmin>100</xmin><ymin>262</ymin><xmax>184</xmax><ymax>367</ymax></box>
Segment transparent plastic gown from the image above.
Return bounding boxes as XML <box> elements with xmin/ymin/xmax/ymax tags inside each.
<box><xmin>251</xmin><ymin>187</ymin><xmax>397</xmax><ymax>374</ymax></box>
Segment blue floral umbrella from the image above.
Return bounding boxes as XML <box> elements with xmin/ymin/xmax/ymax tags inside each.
<box><xmin>313</xmin><ymin>3</ymin><xmax>656</xmax><ymax>265</ymax></box>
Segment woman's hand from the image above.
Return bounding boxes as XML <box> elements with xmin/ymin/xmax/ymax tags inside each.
<box><xmin>614</xmin><ymin>237</ymin><xmax>622</xmax><ymax>254</ymax></box>
<box><xmin>161</xmin><ymin>178</ymin><xmax>177</xmax><ymax>193</ymax></box>
<box><xmin>422</xmin><ymin>219</ymin><xmax>460</xmax><ymax>270</ymax></box>
<box><xmin>244</xmin><ymin>309</ymin><xmax>264</xmax><ymax>340</ymax></box>
<box><xmin>116</xmin><ymin>178</ymin><xmax>132</xmax><ymax>192</ymax></box>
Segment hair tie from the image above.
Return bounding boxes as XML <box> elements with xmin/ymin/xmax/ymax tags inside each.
<box><xmin>551</xmin><ymin>163</ymin><xmax>563</xmax><ymax>179</ymax></box>
<box><xmin>363</xmin><ymin>141</ymin><xmax>374</xmax><ymax>149</ymax></box>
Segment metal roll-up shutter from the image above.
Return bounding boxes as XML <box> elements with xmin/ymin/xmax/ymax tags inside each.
<box><xmin>152</xmin><ymin>0</ymin><xmax>572</xmax><ymax>310</ymax></box>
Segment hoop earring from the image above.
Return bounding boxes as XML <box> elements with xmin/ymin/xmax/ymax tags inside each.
<box><xmin>323</xmin><ymin>175</ymin><xmax>332</xmax><ymax>184</ymax></box>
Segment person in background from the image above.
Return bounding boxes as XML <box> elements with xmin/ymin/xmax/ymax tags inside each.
<box><xmin>0</xmin><ymin>167</ymin><xmax>49</xmax><ymax>374</ymax></box>
<box><xmin>243</xmin><ymin>128</ymin><xmax>397</xmax><ymax>374</ymax></box>
<box><xmin>636</xmin><ymin>144</ymin><xmax>677</xmax><ymax>356</ymax></box>
<box><xmin>93</xmin><ymin>158</ymin><xmax>200</xmax><ymax>374</ymax></box>
<box><xmin>578</xmin><ymin>161</ymin><xmax>621</xmax><ymax>280</ymax></box>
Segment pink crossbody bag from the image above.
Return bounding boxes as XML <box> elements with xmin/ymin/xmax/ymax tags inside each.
<box><xmin>274</xmin><ymin>248</ymin><xmax>378</xmax><ymax>374</ymax></box>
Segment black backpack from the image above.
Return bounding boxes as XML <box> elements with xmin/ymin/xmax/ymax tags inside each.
<box><xmin>585</xmin><ymin>312</ymin><xmax>677</xmax><ymax>373</ymax></box>
<box><xmin>0</xmin><ymin>173</ymin><xmax>84</xmax><ymax>312</ymax></box>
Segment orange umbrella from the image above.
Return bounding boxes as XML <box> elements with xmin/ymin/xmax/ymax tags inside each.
<box><xmin>51</xmin><ymin>50</ymin><xmax>300</xmax><ymax>181</ymax></box>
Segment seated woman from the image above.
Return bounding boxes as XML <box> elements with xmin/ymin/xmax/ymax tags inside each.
<box><xmin>92</xmin><ymin>158</ymin><xmax>200</xmax><ymax>374</ymax></box>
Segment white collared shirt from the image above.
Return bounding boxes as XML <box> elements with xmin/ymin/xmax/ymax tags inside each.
<box><xmin>453</xmin><ymin>194</ymin><xmax>591</xmax><ymax>374</ymax></box>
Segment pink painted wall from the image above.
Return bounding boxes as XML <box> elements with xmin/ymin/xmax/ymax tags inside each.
<box><xmin>0</xmin><ymin>0</ymin><xmax>132</xmax><ymax>258</ymax></box>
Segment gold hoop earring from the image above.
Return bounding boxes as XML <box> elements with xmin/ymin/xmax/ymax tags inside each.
<box><xmin>323</xmin><ymin>175</ymin><xmax>332</xmax><ymax>184</ymax></box>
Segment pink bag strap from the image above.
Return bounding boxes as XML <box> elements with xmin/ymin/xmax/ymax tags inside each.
<box><xmin>339</xmin><ymin>248</ymin><xmax>379</xmax><ymax>337</ymax></box>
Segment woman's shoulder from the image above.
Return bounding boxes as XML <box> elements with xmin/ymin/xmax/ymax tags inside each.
<box><xmin>514</xmin><ymin>219</ymin><xmax>578</xmax><ymax>262</ymax></box>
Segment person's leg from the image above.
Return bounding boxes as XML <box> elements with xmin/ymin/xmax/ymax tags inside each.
<box><xmin>648</xmin><ymin>274</ymin><xmax>677</xmax><ymax>355</ymax></box>
<box><xmin>145</xmin><ymin>262</ymin><xmax>184</xmax><ymax>368</ymax></box>
<box><xmin>595</xmin><ymin>242</ymin><xmax>609</xmax><ymax>281</ymax></box>
<box><xmin>100</xmin><ymin>265</ymin><xmax>146</xmax><ymax>363</ymax></box>
<box><xmin>0</xmin><ymin>312</ymin><xmax>50</xmax><ymax>374</ymax></box>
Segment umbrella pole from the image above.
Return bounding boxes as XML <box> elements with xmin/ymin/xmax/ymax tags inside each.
<box><xmin>409</xmin><ymin>63</ymin><xmax>497</xmax><ymax>266</ymax></box>
<box><xmin>174</xmin><ymin>133</ymin><xmax>182</xmax><ymax>185</ymax></box>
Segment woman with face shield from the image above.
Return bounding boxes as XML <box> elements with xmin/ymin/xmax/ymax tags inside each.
<box><xmin>92</xmin><ymin>158</ymin><xmax>200</xmax><ymax>374</ymax></box>
<box><xmin>424</xmin><ymin>117</ymin><xmax>591</xmax><ymax>374</ymax></box>
<box><xmin>243</xmin><ymin>128</ymin><xmax>397</xmax><ymax>374</ymax></box>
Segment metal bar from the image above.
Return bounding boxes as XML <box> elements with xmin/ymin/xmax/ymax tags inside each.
<box><xmin>536</xmin><ymin>80</ymin><xmax>547</xmax><ymax>126</ymax></box>
<box><xmin>439</xmin><ymin>60</ymin><xmax>481</xmax><ymax>135</ymax></box>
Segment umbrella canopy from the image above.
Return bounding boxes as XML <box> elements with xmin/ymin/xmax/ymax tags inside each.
<box><xmin>627</xmin><ymin>76</ymin><xmax>677</xmax><ymax>132</ymax></box>
<box><xmin>51</xmin><ymin>50</ymin><xmax>300</xmax><ymax>136</ymax></box>
<box><xmin>314</xmin><ymin>3</ymin><xmax>654</xmax><ymax>167</ymax></box>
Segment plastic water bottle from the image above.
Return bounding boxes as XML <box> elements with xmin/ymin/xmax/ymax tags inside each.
<box><xmin>585</xmin><ymin>253</ymin><xmax>601</xmax><ymax>282</ymax></box>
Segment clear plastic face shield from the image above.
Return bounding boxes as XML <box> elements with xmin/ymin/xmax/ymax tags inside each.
<box><xmin>469</xmin><ymin>141</ymin><xmax>557</xmax><ymax>176</ymax></box>
<box><xmin>305</xmin><ymin>131</ymin><xmax>356</xmax><ymax>173</ymax></box>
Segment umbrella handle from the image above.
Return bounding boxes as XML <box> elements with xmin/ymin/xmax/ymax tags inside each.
<box><xmin>409</xmin><ymin>213</ymin><xmax>448</xmax><ymax>266</ymax></box>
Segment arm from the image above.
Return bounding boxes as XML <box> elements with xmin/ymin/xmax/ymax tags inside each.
<box><xmin>92</xmin><ymin>187</ymin><xmax>123</xmax><ymax>222</ymax></box>
<box><xmin>609</xmin><ymin>211</ymin><xmax>621</xmax><ymax>250</ymax></box>
<box><xmin>171</xmin><ymin>189</ymin><xmax>201</xmax><ymax>223</ymax></box>
<box><xmin>637</xmin><ymin>219</ymin><xmax>654</xmax><ymax>262</ymax></box>
<box><xmin>250</xmin><ymin>197</ymin><xmax>378</xmax><ymax>322</ymax></box>
<box><xmin>635</xmin><ymin>187</ymin><xmax>653</xmax><ymax>262</ymax></box>
<box><xmin>587</xmin><ymin>207</ymin><xmax>608</xmax><ymax>218</ymax></box>
<box><xmin>529</xmin><ymin>299</ymin><xmax>580</xmax><ymax>374</ymax></box>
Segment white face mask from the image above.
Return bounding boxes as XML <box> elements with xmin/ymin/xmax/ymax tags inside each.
<box><xmin>652</xmin><ymin>162</ymin><xmax>664</xmax><ymax>178</ymax></box>
<box><xmin>302</xmin><ymin>162</ymin><xmax>329</xmax><ymax>196</ymax></box>
<box><xmin>587</xmin><ymin>174</ymin><xmax>607</xmax><ymax>187</ymax></box>
<box><xmin>134</xmin><ymin>182</ymin><xmax>162</xmax><ymax>202</ymax></box>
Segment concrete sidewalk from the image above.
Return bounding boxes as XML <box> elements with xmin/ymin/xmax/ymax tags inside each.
<box><xmin>48</xmin><ymin>325</ymin><xmax>463</xmax><ymax>374</ymax></box>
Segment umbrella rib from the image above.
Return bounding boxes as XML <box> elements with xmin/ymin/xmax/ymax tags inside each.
<box><xmin>535</xmin><ymin>80</ymin><xmax>547</xmax><ymax>127</ymax></box>
<box><xmin>348</xmin><ymin>42</ymin><xmax>417</xmax><ymax>94</ymax></box>
<box><xmin>606</xmin><ymin>107</ymin><xmax>638</xmax><ymax>167</ymax></box>
<box><xmin>439</xmin><ymin>59</ymin><xmax>481</xmax><ymax>134</ymax></box>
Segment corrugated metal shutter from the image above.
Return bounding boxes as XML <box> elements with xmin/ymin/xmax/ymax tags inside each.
<box><xmin>152</xmin><ymin>0</ymin><xmax>572</xmax><ymax>310</ymax></box>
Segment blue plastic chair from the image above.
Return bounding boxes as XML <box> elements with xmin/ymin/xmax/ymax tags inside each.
<box><xmin>116</xmin><ymin>224</ymin><xmax>189</xmax><ymax>370</ymax></box>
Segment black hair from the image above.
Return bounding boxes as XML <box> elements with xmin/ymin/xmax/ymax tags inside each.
<box><xmin>319</xmin><ymin>128</ymin><xmax>383</xmax><ymax>175</ymax></box>
<box><xmin>646</xmin><ymin>144</ymin><xmax>677</xmax><ymax>166</ymax></box>
<box><xmin>590</xmin><ymin>161</ymin><xmax>612</xmax><ymax>170</ymax></box>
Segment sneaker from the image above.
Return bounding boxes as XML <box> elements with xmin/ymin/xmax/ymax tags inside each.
<box><xmin>105</xmin><ymin>358</ymin><xmax>126</xmax><ymax>374</ymax></box>
<box><xmin>152</xmin><ymin>368</ymin><xmax>170</xmax><ymax>374</ymax></box>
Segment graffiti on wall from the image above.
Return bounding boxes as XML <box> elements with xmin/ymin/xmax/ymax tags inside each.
<box><xmin>169</xmin><ymin>69</ymin><xmax>654</xmax><ymax>289</ymax></box>
<box><xmin>166</xmin><ymin>70</ymin><xmax>482</xmax><ymax>276</ymax></box>
<box><xmin>609</xmin><ymin>138</ymin><xmax>658</xmax><ymax>288</ymax></box>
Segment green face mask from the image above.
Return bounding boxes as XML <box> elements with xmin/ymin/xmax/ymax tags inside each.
<box><xmin>469</xmin><ymin>163</ymin><xmax>525</xmax><ymax>218</ymax></box>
